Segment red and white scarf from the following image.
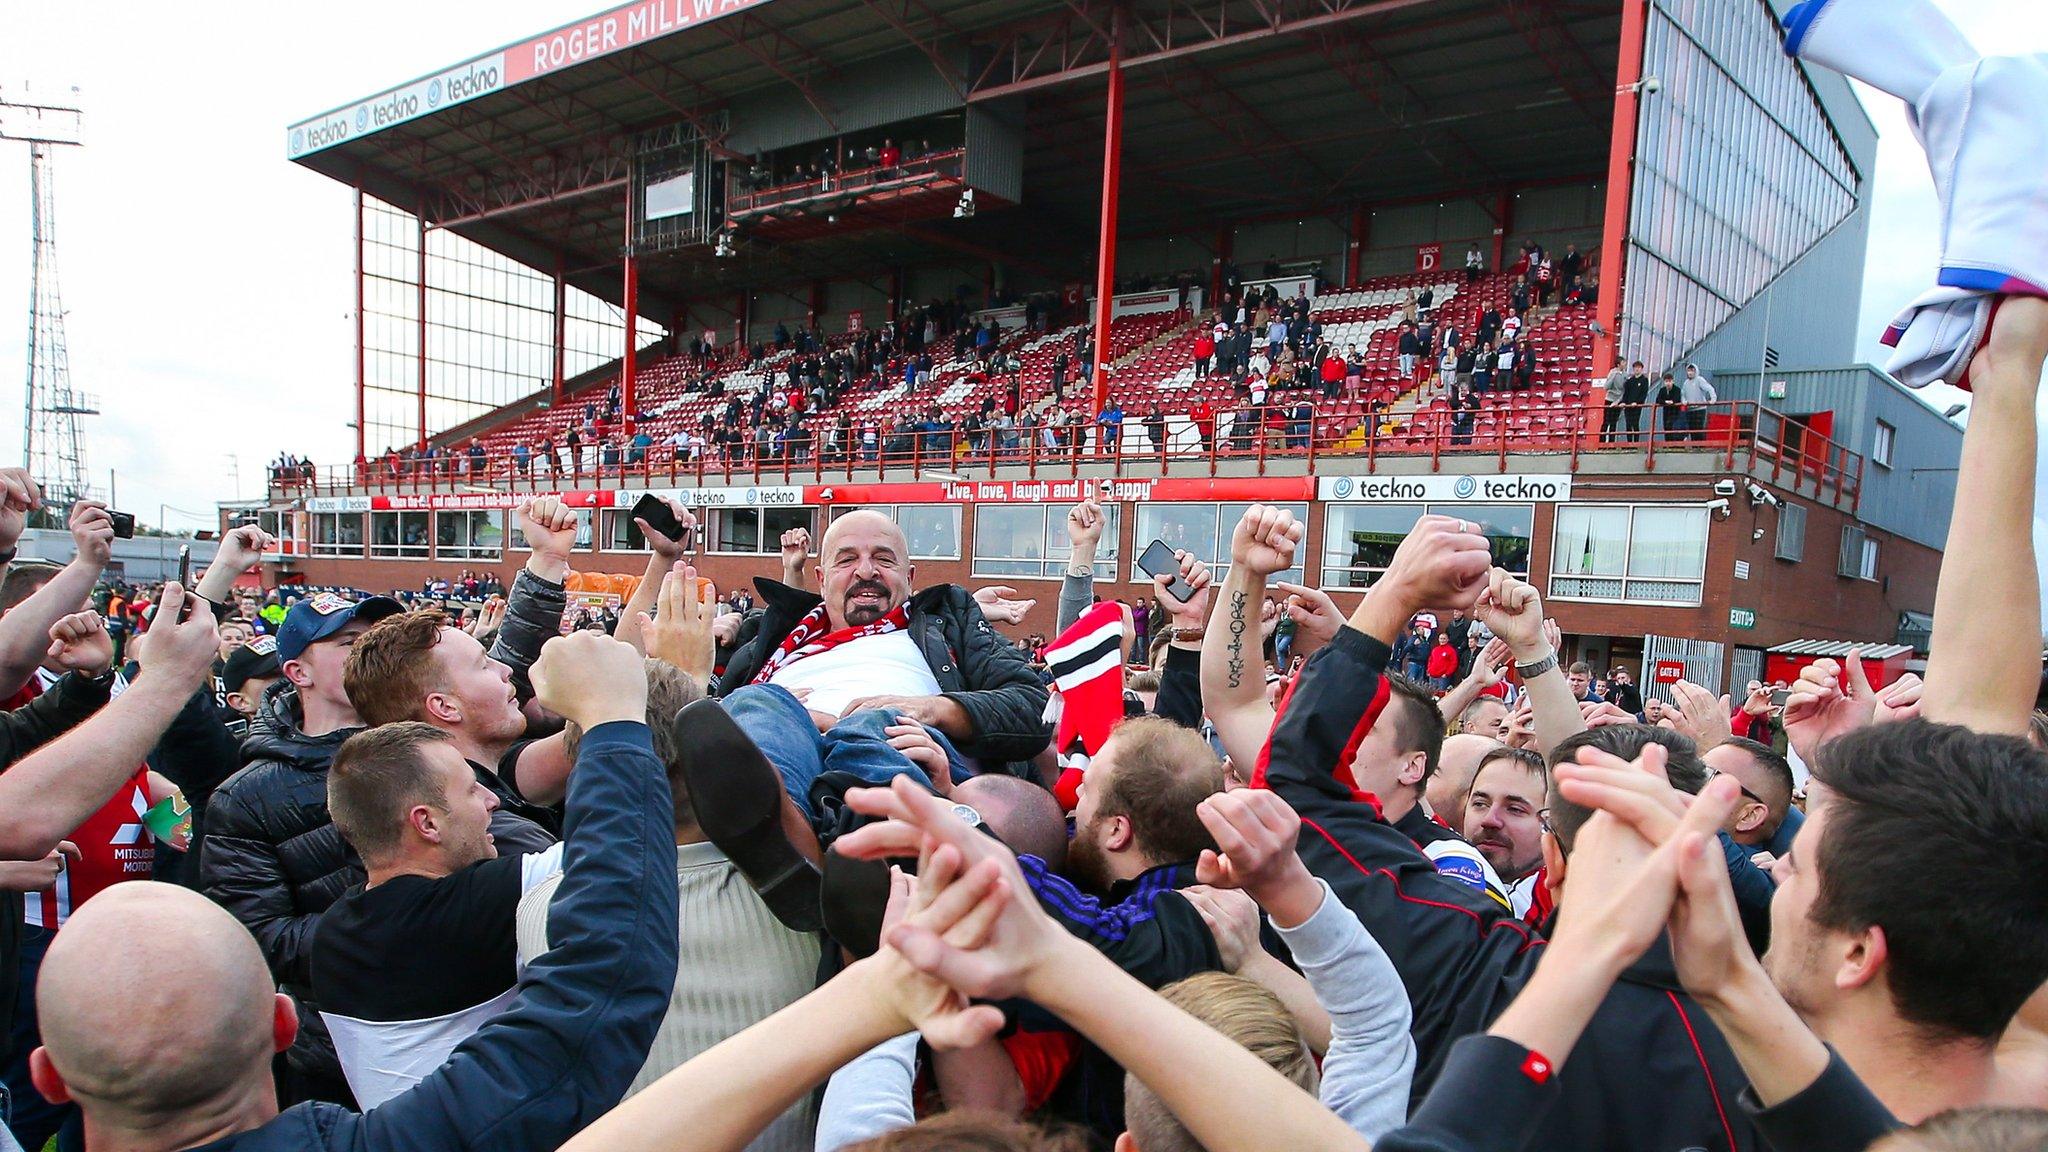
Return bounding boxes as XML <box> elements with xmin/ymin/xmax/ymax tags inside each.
<box><xmin>752</xmin><ymin>601</ymin><xmax>913</xmax><ymax>684</ymax></box>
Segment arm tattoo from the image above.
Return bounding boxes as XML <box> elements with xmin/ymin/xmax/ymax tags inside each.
<box><xmin>1227</xmin><ymin>590</ymin><xmax>1248</xmax><ymax>689</ymax></box>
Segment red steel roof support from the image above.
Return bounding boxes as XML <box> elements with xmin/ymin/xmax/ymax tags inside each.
<box><xmin>1090</xmin><ymin>13</ymin><xmax>1125</xmax><ymax>417</ymax></box>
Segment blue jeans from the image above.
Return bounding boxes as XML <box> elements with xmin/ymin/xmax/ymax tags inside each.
<box><xmin>721</xmin><ymin>684</ymin><xmax>965</xmax><ymax>823</ymax></box>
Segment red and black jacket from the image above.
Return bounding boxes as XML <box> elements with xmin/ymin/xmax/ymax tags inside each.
<box><xmin>1254</xmin><ymin>626</ymin><xmax>1543</xmax><ymax>1100</ymax></box>
<box><xmin>1258</xmin><ymin>627</ymin><xmax>1764</xmax><ymax>1149</ymax></box>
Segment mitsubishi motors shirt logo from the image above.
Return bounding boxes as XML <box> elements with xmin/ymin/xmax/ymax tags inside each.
<box><xmin>111</xmin><ymin>789</ymin><xmax>148</xmax><ymax>846</ymax></box>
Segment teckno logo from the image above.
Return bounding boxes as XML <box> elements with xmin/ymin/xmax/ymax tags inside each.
<box><xmin>427</xmin><ymin>79</ymin><xmax>443</xmax><ymax>107</ymax></box>
<box><xmin>441</xmin><ymin>62</ymin><xmax>502</xmax><ymax>103</ymax></box>
<box><xmin>355</xmin><ymin>106</ymin><xmax>369</xmax><ymax>132</ymax></box>
<box><xmin>1332</xmin><ymin>476</ymin><xmax>1354</xmax><ymax>499</ymax></box>
<box><xmin>366</xmin><ymin>92</ymin><xmax>422</xmax><ymax>128</ymax></box>
<box><xmin>1454</xmin><ymin>475</ymin><xmax>1478</xmax><ymax>498</ymax></box>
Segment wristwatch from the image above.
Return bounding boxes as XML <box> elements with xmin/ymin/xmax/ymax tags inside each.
<box><xmin>1172</xmin><ymin>626</ymin><xmax>1206</xmax><ymax>643</ymax></box>
<box><xmin>1515</xmin><ymin>652</ymin><xmax>1559</xmax><ymax>679</ymax></box>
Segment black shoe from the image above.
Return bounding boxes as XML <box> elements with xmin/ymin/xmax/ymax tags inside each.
<box><xmin>821</xmin><ymin>848</ymin><xmax>895</xmax><ymax>959</ymax></box>
<box><xmin>672</xmin><ymin>699</ymin><xmax>823</xmax><ymax>933</ymax></box>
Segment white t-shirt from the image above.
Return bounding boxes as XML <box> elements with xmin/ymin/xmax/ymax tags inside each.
<box><xmin>767</xmin><ymin>629</ymin><xmax>942</xmax><ymax>718</ymax></box>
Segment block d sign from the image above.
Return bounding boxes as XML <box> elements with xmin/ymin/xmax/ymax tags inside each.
<box><xmin>1729</xmin><ymin>607</ymin><xmax>1757</xmax><ymax>630</ymax></box>
<box><xmin>1654</xmin><ymin>660</ymin><xmax>1688</xmax><ymax>685</ymax></box>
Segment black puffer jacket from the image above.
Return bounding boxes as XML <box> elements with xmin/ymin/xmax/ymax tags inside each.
<box><xmin>200</xmin><ymin>682</ymin><xmax>361</xmax><ymax>1082</ymax></box>
<box><xmin>716</xmin><ymin>579</ymin><xmax>1050</xmax><ymax>765</ymax></box>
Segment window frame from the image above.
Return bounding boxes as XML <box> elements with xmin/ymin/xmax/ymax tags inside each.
<box><xmin>508</xmin><ymin>508</ymin><xmax>594</xmax><ymax>552</ymax></box>
<box><xmin>1872</xmin><ymin>419</ymin><xmax>1895</xmax><ymax>469</ymax></box>
<box><xmin>309</xmin><ymin>512</ymin><xmax>365</xmax><ymax>558</ymax></box>
<box><xmin>1320</xmin><ymin>503</ymin><xmax>1534</xmax><ymax>589</ymax></box>
<box><xmin>1547</xmin><ymin>502</ymin><xmax>1710</xmax><ymax>607</ymax></box>
<box><xmin>369</xmin><ymin>510</ymin><xmax>431</xmax><ymax>559</ymax></box>
<box><xmin>434</xmin><ymin>510</ymin><xmax>504</xmax><ymax>561</ymax></box>
<box><xmin>707</xmin><ymin>506</ymin><xmax>821</xmax><ymax>557</ymax></box>
<box><xmin>971</xmin><ymin>503</ymin><xmax>1121</xmax><ymax>581</ymax></box>
<box><xmin>1130</xmin><ymin>502</ymin><xmax>1311</xmax><ymax>585</ymax></box>
<box><xmin>829</xmin><ymin>504</ymin><xmax>964</xmax><ymax>561</ymax></box>
<box><xmin>1774</xmin><ymin>502</ymin><xmax>1807</xmax><ymax>563</ymax></box>
<box><xmin>1838</xmin><ymin>524</ymin><xmax>1879</xmax><ymax>581</ymax></box>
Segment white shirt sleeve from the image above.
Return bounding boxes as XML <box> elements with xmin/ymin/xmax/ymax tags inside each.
<box><xmin>1272</xmin><ymin>880</ymin><xmax>1417</xmax><ymax>1141</ymax></box>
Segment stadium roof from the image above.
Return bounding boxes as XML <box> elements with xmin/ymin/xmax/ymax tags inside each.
<box><xmin>289</xmin><ymin>0</ymin><xmax>1621</xmax><ymax>313</ymax></box>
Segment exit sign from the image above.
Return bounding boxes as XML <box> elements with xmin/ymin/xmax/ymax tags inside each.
<box><xmin>1730</xmin><ymin>607</ymin><xmax>1757</xmax><ymax>629</ymax></box>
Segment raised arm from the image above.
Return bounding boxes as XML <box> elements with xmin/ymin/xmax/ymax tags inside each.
<box><xmin>1434</xmin><ymin>638</ymin><xmax>1510</xmax><ymax>732</ymax></box>
<box><xmin>617</xmin><ymin>499</ymin><xmax>694</xmax><ymax>658</ymax></box>
<box><xmin>1472</xmin><ymin>569</ymin><xmax>1580</xmax><ymax>756</ymax></box>
<box><xmin>194</xmin><ymin>526</ymin><xmax>274</xmax><ymax>613</ymax></box>
<box><xmin>0</xmin><ymin>587</ymin><xmax>218</xmax><ymax>860</ymax></box>
<box><xmin>1057</xmin><ymin>499</ymin><xmax>1105</xmax><ymax>633</ymax></box>
<box><xmin>357</xmin><ymin>631</ymin><xmax>681</xmax><ymax>1152</ymax></box>
<box><xmin>1922</xmin><ymin>297</ymin><xmax>2048</xmax><ymax>734</ymax></box>
<box><xmin>1150</xmin><ymin>553</ymin><xmax>1214</xmax><ymax>730</ymax></box>
<box><xmin>1202</xmin><ymin>505</ymin><xmax>1302</xmax><ymax>770</ymax></box>
<box><xmin>0</xmin><ymin>500</ymin><xmax>113</xmax><ymax>698</ymax></box>
<box><xmin>491</xmin><ymin>497</ymin><xmax>577</xmax><ymax>699</ymax></box>
<box><xmin>1195</xmin><ymin>787</ymin><xmax>1416</xmax><ymax>1141</ymax></box>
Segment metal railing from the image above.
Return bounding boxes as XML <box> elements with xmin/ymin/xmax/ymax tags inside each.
<box><xmin>270</xmin><ymin>399</ymin><xmax>1861</xmax><ymax>509</ymax></box>
<box><xmin>727</xmin><ymin>150</ymin><xmax>967</xmax><ymax>218</ymax></box>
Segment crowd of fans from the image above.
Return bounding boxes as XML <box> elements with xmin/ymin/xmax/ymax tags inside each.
<box><xmin>330</xmin><ymin>234</ymin><xmax>1625</xmax><ymax>490</ymax></box>
<box><xmin>0</xmin><ymin>292</ymin><xmax>2038</xmax><ymax>1152</ymax></box>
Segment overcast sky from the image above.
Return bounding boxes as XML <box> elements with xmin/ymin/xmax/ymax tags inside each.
<box><xmin>0</xmin><ymin>1</ymin><xmax>2042</xmax><ymax>536</ymax></box>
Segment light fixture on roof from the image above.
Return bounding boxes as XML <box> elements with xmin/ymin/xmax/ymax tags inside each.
<box><xmin>953</xmin><ymin>189</ymin><xmax>976</xmax><ymax>219</ymax></box>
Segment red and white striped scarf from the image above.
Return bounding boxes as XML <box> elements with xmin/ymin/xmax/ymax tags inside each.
<box><xmin>752</xmin><ymin>601</ymin><xmax>913</xmax><ymax>684</ymax></box>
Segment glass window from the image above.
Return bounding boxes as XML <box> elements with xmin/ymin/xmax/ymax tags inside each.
<box><xmin>1775</xmin><ymin>503</ymin><xmax>1806</xmax><ymax>562</ymax></box>
<box><xmin>509</xmin><ymin>509</ymin><xmax>593</xmax><ymax>551</ymax></box>
<box><xmin>1322</xmin><ymin>505</ymin><xmax>1425</xmax><ymax>589</ymax></box>
<box><xmin>605</xmin><ymin>509</ymin><xmax>654</xmax><ymax>553</ymax></box>
<box><xmin>310</xmin><ymin>513</ymin><xmax>364</xmax><ymax>558</ymax></box>
<box><xmin>973</xmin><ymin>504</ymin><xmax>1120</xmax><ymax>579</ymax></box>
<box><xmin>435</xmin><ymin>511</ymin><xmax>503</xmax><ymax>560</ymax></box>
<box><xmin>1428</xmin><ymin>504</ymin><xmax>1533</xmax><ymax>578</ymax></box>
<box><xmin>1321</xmin><ymin>503</ymin><xmax>1531</xmax><ymax>589</ymax></box>
<box><xmin>1872</xmin><ymin>420</ymin><xmax>1895</xmax><ymax>469</ymax></box>
<box><xmin>830</xmin><ymin>505</ymin><xmax>962</xmax><ymax>560</ymax></box>
<box><xmin>1549</xmin><ymin>504</ymin><xmax>1708</xmax><ymax>605</ymax></box>
<box><xmin>370</xmin><ymin>511</ymin><xmax>430</xmax><ymax>559</ymax></box>
<box><xmin>1839</xmin><ymin>525</ymin><xmax>1879</xmax><ymax>580</ymax></box>
<box><xmin>710</xmin><ymin>507</ymin><xmax>819</xmax><ymax>555</ymax></box>
<box><xmin>1134</xmin><ymin>502</ymin><xmax>1310</xmax><ymax>584</ymax></box>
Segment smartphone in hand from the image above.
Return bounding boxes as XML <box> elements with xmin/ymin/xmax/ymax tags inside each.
<box><xmin>1136</xmin><ymin>539</ymin><xmax>1196</xmax><ymax>602</ymax></box>
<box><xmin>631</xmin><ymin>494</ymin><xmax>692</xmax><ymax>549</ymax></box>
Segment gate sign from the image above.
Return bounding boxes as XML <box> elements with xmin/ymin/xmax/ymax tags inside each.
<box><xmin>1654</xmin><ymin>660</ymin><xmax>1688</xmax><ymax>685</ymax></box>
<box><xmin>1416</xmin><ymin>243</ymin><xmax>1443</xmax><ymax>273</ymax></box>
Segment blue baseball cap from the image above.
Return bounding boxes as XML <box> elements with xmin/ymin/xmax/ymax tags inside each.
<box><xmin>275</xmin><ymin>592</ymin><xmax>404</xmax><ymax>663</ymax></box>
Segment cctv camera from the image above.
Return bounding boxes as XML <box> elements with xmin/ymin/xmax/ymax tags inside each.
<box><xmin>818</xmin><ymin>487</ymin><xmax>834</xmax><ymax>502</ymax></box>
<box><xmin>1706</xmin><ymin>498</ymin><xmax>1731</xmax><ymax>517</ymax></box>
<box><xmin>1714</xmin><ymin>479</ymin><xmax>1738</xmax><ymax>498</ymax></box>
<box><xmin>1642</xmin><ymin>76</ymin><xmax>1662</xmax><ymax>95</ymax></box>
<box><xmin>1753</xmin><ymin>527</ymin><xmax>1767</xmax><ymax>542</ymax></box>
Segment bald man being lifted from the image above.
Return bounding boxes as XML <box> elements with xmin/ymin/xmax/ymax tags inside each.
<box><xmin>701</xmin><ymin>509</ymin><xmax>1048</xmax><ymax>929</ymax></box>
<box><xmin>26</xmin><ymin>630</ymin><xmax>682</xmax><ymax>1152</ymax></box>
